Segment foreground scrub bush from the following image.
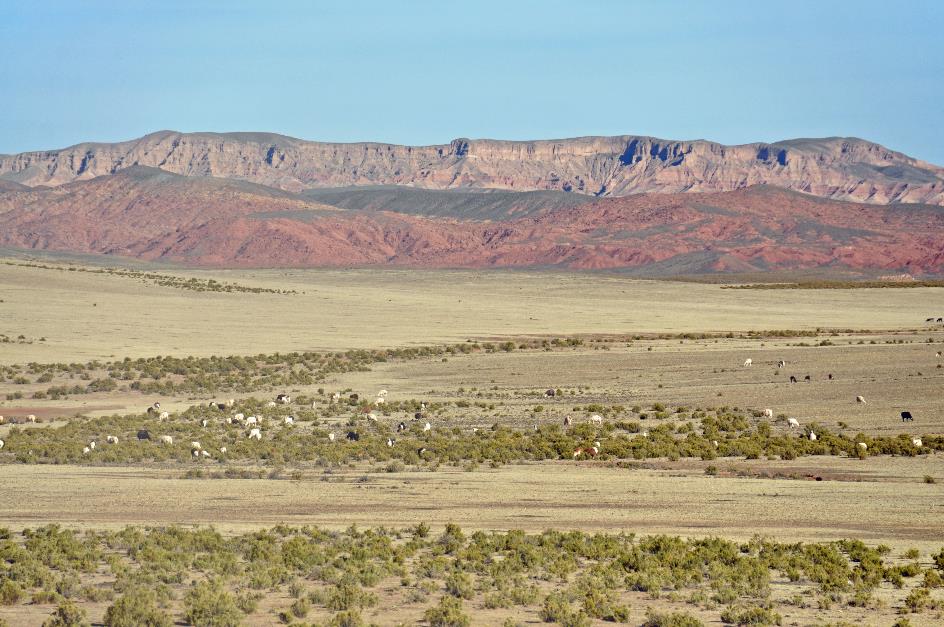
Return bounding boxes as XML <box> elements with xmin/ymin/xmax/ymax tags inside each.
<box><xmin>184</xmin><ymin>578</ymin><xmax>242</xmax><ymax>627</ymax></box>
<box><xmin>424</xmin><ymin>595</ymin><xmax>471</xmax><ymax>627</ymax></box>
<box><xmin>103</xmin><ymin>587</ymin><xmax>172</xmax><ymax>627</ymax></box>
<box><xmin>42</xmin><ymin>600</ymin><xmax>89</xmax><ymax>627</ymax></box>
<box><xmin>641</xmin><ymin>608</ymin><xmax>705</xmax><ymax>627</ymax></box>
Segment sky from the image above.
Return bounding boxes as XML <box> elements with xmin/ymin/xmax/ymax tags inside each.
<box><xmin>2</xmin><ymin>1</ymin><xmax>942</xmax><ymax>164</ymax></box>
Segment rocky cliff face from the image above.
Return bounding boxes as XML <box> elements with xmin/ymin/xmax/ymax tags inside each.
<box><xmin>1</xmin><ymin>167</ymin><xmax>942</xmax><ymax>275</ymax></box>
<box><xmin>2</xmin><ymin>131</ymin><xmax>942</xmax><ymax>204</ymax></box>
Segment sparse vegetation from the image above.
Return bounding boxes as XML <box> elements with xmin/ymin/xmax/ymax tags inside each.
<box><xmin>0</xmin><ymin>524</ymin><xmax>937</xmax><ymax>625</ymax></box>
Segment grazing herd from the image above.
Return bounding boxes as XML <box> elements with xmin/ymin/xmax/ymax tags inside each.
<box><xmin>0</xmin><ymin>351</ymin><xmax>934</xmax><ymax>465</ymax></box>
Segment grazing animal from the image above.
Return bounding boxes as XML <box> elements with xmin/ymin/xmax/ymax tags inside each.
<box><xmin>346</xmin><ymin>431</ymin><xmax>360</xmax><ymax>442</ymax></box>
<box><xmin>762</xmin><ymin>408</ymin><xmax>773</xmax><ymax>419</ymax></box>
<box><xmin>901</xmin><ymin>411</ymin><xmax>913</xmax><ymax>422</ymax></box>
<box><xmin>201</xmin><ymin>419</ymin><xmax>208</xmax><ymax>428</ymax></box>
<box><xmin>266</xmin><ymin>401</ymin><xmax>277</xmax><ymax>408</ymax></box>
<box><xmin>160</xmin><ymin>435</ymin><xmax>173</xmax><ymax>445</ymax></box>
<box><xmin>83</xmin><ymin>446</ymin><xmax>90</xmax><ymax>455</ymax></box>
<box><xmin>777</xmin><ymin>360</ymin><xmax>785</xmax><ymax>369</ymax></box>
<box><xmin>89</xmin><ymin>441</ymin><xmax>95</xmax><ymax>450</ymax></box>
<box><xmin>787</xmin><ymin>418</ymin><xmax>800</xmax><ymax>428</ymax></box>
<box><xmin>0</xmin><ymin>415</ymin><xmax>4</xmax><ymax>424</ymax></box>
<box><xmin>423</xmin><ymin>422</ymin><xmax>431</xmax><ymax>432</ymax></box>
<box><xmin>191</xmin><ymin>441</ymin><xmax>201</xmax><ymax>450</ymax></box>
<box><xmin>386</xmin><ymin>438</ymin><xmax>395</xmax><ymax>448</ymax></box>
<box><xmin>27</xmin><ymin>415</ymin><xmax>36</xmax><ymax>423</ymax></box>
<box><xmin>856</xmin><ymin>395</ymin><xmax>867</xmax><ymax>404</ymax></box>
<box><xmin>912</xmin><ymin>437</ymin><xmax>923</xmax><ymax>447</ymax></box>
<box><xmin>928</xmin><ymin>317</ymin><xmax>936</xmax><ymax>322</ymax></box>
<box><xmin>857</xmin><ymin>442</ymin><xmax>867</xmax><ymax>450</ymax></box>
<box><xmin>350</xmin><ymin>394</ymin><xmax>359</xmax><ymax>402</ymax></box>
<box><xmin>328</xmin><ymin>433</ymin><xmax>335</xmax><ymax>442</ymax></box>
<box><xmin>414</xmin><ymin>412</ymin><xmax>424</xmax><ymax>421</ymax></box>
<box><xmin>827</xmin><ymin>373</ymin><xmax>833</xmax><ymax>380</ymax></box>
<box><xmin>220</xmin><ymin>447</ymin><xmax>227</xmax><ymax>454</ymax></box>
<box><xmin>375</xmin><ymin>397</ymin><xmax>385</xmax><ymax>405</ymax></box>
<box><xmin>712</xmin><ymin>440</ymin><xmax>718</xmax><ymax>447</ymax></box>
<box><xmin>573</xmin><ymin>445</ymin><xmax>599</xmax><ymax>458</ymax></box>
<box><xmin>804</xmin><ymin>375</ymin><xmax>811</xmax><ymax>382</ymax></box>
<box><xmin>397</xmin><ymin>422</ymin><xmax>406</xmax><ymax>432</ymax></box>
<box><xmin>790</xmin><ymin>376</ymin><xmax>797</xmax><ymax>383</ymax></box>
<box><xmin>106</xmin><ymin>435</ymin><xmax>118</xmax><ymax>444</ymax></box>
<box><xmin>245</xmin><ymin>416</ymin><xmax>258</xmax><ymax>426</ymax></box>
<box><xmin>158</xmin><ymin>411</ymin><xmax>169</xmax><ymax>420</ymax></box>
<box><xmin>589</xmin><ymin>414</ymin><xmax>603</xmax><ymax>425</ymax></box>
<box><xmin>545</xmin><ymin>389</ymin><xmax>556</xmax><ymax>397</ymax></box>
<box><xmin>192</xmin><ymin>450</ymin><xmax>200</xmax><ymax>458</ymax></box>
<box><xmin>809</xmin><ymin>431</ymin><xmax>817</xmax><ymax>441</ymax></box>
<box><xmin>248</xmin><ymin>428</ymin><xmax>262</xmax><ymax>440</ymax></box>
<box><xmin>147</xmin><ymin>402</ymin><xmax>161</xmax><ymax>414</ymax></box>
<box><xmin>367</xmin><ymin>413</ymin><xmax>377</xmax><ymax>422</ymax></box>
<box><xmin>0</xmin><ymin>439</ymin><xmax>4</xmax><ymax>450</ymax></box>
<box><xmin>137</xmin><ymin>430</ymin><xmax>150</xmax><ymax>441</ymax></box>
<box><xmin>284</xmin><ymin>416</ymin><xmax>294</xmax><ymax>425</ymax></box>
<box><xmin>312</xmin><ymin>401</ymin><xmax>318</xmax><ymax>409</ymax></box>
<box><xmin>563</xmin><ymin>416</ymin><xmax>572</xmax><ymax>426</ymax></box>
<box><xmin>201</xmin><ymin>450</ymin><xmax>211</xmax><ymax>458</ymax></box>
<box><xmin>233</xmin><ymin>413</ymin><xmax>244</xmax><ymax>422</ymax></box>
<box><xmin>743</xmin><ymin>358</ymin><xmax>752</xmax><ymax>367</ymax></box>
<box><xmin>378</xmin><ymin>389</ymin><xmax>388</xmax><ymax>397</ymax></box>
<box><xmin>420</xmin><ymin>402</ymin><xmax>427</xmax><ymax>411</ymax></box>
<box><xmin>936</xmin><ymin>351</ymin><xmax>942</xmax><ymax>358</ymax></box>
<box><xmin>331</xmin><ymin>392</ymin><xmax>341</xmax><ymax>403</ymax></box>
<box><xmin>276</xmin><ymin>394</ymin><xmax>291</xmax><ymax>404</ymax></box>
<box><xmin>417</xmin><ymin>447</ymin><xmax>428</xmax><ymax>455</ymax></box>
<box><xmin>938</xmin><ymin>318</ymin><xmax>943</xmax><ymax>323</ymax></box>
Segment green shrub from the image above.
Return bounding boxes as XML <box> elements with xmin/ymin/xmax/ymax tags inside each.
<box><xmin>184</xmin><ymin>578</ymin><xmax>242</xmax><ymax>627</ymax></box>
<box><xmin>0</xmin><ymin>579</ymin><xmax>23</xmax><ymax>605</ymax></box>
<box><xmin>327</xmin><ymin>609</ymin><xmax>363</xmax><ymax>627</ymax></box>
<box><xmin>444</xmin><ymin>571</ymin><xmax>474</xmax><ymax>599</ymax></box>
<box><xmin>641</xmin><ymin>608</ymin><xmax>705</xmax><ymax>627</ymax></box>
<box><xmin>43</xmin><ymin>601</ymin><xmax>89</xmax><ymax>627</ymax></box>
<box><xmin>290</xmin><ymin>595</ymin><xmax>311</xmax><ymax>618</ymax></box>
<box><xmin>540</xmin><ymin>592</ymin><xmax>591</xmax><ymax>626</ymax></box>
<box><xmin>903</xmin><ymin>587</ymin><xmax>932</xmax><ymax>613</ymax></box>
<box><xmin>424</xmin><ymin>595</ymin><xmax>471</xmax><ymax>627</ymax></box>
<box><xmin>720</xmin><ymin>605</ymin><xmax>781</xmax><ymax>625</ymax></box>
<box><xmin>103</xmin><ymin>587</ymin><xmax>172</xmax><ymax>627</ymax></box>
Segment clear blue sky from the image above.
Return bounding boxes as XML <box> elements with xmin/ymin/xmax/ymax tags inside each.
<box><xmin>2</xmin><ymin>1</ymin><xmax>942</xmax><ymax>163</ymax></box>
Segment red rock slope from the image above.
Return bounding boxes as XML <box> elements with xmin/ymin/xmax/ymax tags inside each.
<box><xmin>1</xmin><ymin>167</ymin><xmax>942</xmax><ymax>275</ymax></box>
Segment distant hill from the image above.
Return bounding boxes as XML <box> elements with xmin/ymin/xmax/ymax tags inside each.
<box><xmin>1</xmin><ymin>167</ymin><xmax>941</xmax><ymax>275</ymax></box>
<box><xmin>2</xmin><ymin>130</ymin><xmax>943</xmax><ymax>205</ymax></box>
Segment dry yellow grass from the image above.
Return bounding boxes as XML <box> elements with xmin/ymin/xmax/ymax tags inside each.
<box><xmin>3</xmin><ymin>259</ymin><xmax>943</xmax><ymax>364</ymax></box>
<box><xmin>1</xmin><ymin>457</ymin><xmax>941</xmax><ymax>550</ymax></box>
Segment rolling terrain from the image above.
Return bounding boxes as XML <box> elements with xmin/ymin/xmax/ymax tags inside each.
<box><xmin>1</xmin><ymin>167</ymin><xmax>943</xmax><ymax>273</ymax></box>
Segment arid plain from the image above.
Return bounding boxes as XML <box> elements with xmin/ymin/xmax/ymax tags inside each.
<box><xmin>1</xmin><ymin>258</ymin><xmax>943</xmax><ymax>626</ymax></box>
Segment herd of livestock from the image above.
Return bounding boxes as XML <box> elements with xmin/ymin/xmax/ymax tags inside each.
<box><xmin>0</xmin><ymin>348</ymin><xmax>939</xmax><ymax>461</ymax></box>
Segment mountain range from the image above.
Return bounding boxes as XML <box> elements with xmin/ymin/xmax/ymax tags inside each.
<box><xmin>1</xmin><ymin>132</ymin><xmax>942</xmax><ymax>275</ymax></box>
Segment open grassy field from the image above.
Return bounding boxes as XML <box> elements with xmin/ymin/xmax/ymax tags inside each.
<box><xmin>2</xmin><ymin>258</ymin><xmax>943</xmax><ymax>364</ymax></box>
<box><xmin>1</xmin><ymin>259</ymin><xmax>943</xmax><ymax>626</ymax></box>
